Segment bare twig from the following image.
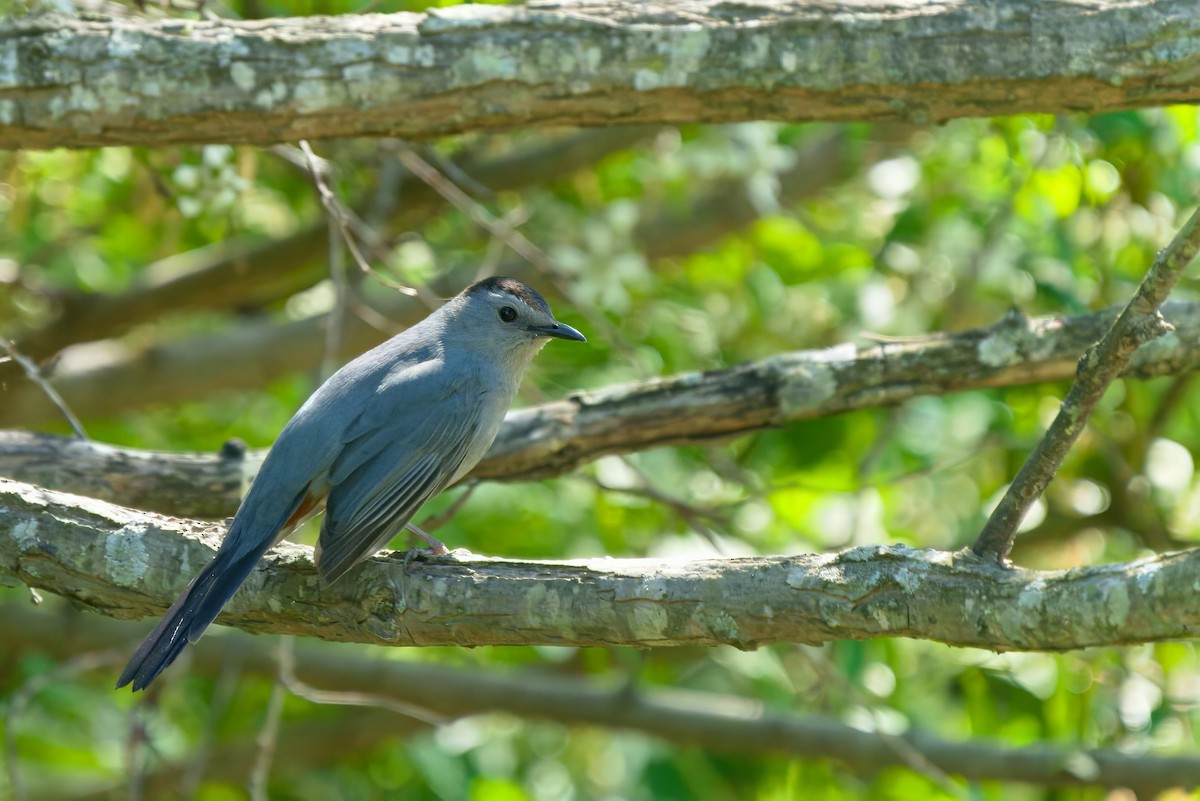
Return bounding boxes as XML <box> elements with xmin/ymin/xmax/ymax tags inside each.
<box><xmin>475</xmin><ymin>205</ymin><xmax>531</xmax><ymax>284</ymax></box>
<box><xmin>973</xmin><ymin>204</ymin><xmax>1200</xmax><ymax>563</ymax></box>
<box><xmin>298</xmin><ymin>141</ymin><xmax>352</xmax><ymax>379</ymax></box>
<box><xmin>797</xmin><ymin>650</ymin><xmax>966</xmax><ymax>798</ymax></box>
<box><xmin>248</xmin><ymin>638</ymin><xmax>288</xmax><ymax>801</ymax></box>
<box><xmin>0</xmin><ymin>337</ymin><xmax>88</xmax><ymax>440</ymax></box>
<box><xmin>277</xmin><ymin>636</ymin><xmax>447</xmax><ymax>725</ymax></box>
<box><xmin>417</xmin><ymin>481</ymin><xmax>480</xmax><ymax>531</ymax></box>
<box><xmin>1142</xmin><ymin>372</ymin><xmax>1196</xmax><ymax>461</ymax></box>
<box><xmin>588</xmin><ymin>458</ymin><xmax>735</xmax><ymax>551</ymax></box>
<box><xmin>392</xmin><ymin>145</ymin><xmax>554</xmax><ymax>271</ymax></box>
<box><xmin>391</xmin><ymin>144</ymin><xmax>632</xmax><ymax>357</ymax></box>
<box><xmin>125</xmin><ymin>705</ymin><xmax>149</xmax><ymax>801</ymax></box>
<box><xmin>294</xmin><ymin>140</ymin><xmax>424</xmax><ymax>301</ymax></box>
<box><xmin>423</xmin><ymin>145</ymin><xmax>493</xmax><ymax>200</ymax></box>
<box><xmin>179</xmin><ymin>642</ymin><xmax>246</xmax><ymax>798</ymax></box>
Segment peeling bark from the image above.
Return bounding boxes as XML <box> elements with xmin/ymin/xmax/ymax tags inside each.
<box><xmin>4</xmin><ymin>300</ymin><xmax>1200</xmax><ymax>517</ymax></box>
<box><xmin>2</xmin><ymin>479</ymin><xmax>1198</xmax><ymax>652</ymax></box>
<box><xmin>2</xmin><ymin>1</ymin><xmax>1198</xmax><ymax>150</ymax></box>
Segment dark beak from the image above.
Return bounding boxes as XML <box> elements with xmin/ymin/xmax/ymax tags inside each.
<box><xmin>530</xmin><ymin>321</ymin><xmax>587</xmax><ymax>342</ymax></box>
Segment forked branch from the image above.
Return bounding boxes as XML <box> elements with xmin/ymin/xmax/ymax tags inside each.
<box><xmin>973</xmin><ymin>205</ymin><xmax>1200</xmax><ymax>562</ymax></box>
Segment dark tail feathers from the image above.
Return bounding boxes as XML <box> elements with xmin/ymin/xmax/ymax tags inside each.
<box><xmin>116</xmin><ymin>545</ymin><xmax>261</xmax><ymax>691</ymax></box>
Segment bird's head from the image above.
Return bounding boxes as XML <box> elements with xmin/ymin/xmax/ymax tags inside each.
<box><xmin>453</xmin><ymin>276</ymin><xmax>586</xmax><ymax>357</ymax></box>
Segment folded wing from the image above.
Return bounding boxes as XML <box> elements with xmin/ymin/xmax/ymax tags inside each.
<box><xmin>314</xmin><ymin>376</ymin><xmax>480</xmax><ymax>585</ymax></box>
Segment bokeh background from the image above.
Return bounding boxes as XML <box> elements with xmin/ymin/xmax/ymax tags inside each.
<box><xmin>3</xmin><ymin>1</ymin><xmax>1200</xmax><ymax>799</ymax></box>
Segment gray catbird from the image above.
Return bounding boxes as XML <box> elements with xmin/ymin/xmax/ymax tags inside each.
<box><xmin>117</xmin><ymin>277</ymin><xmax>585</xmax><ymax>690</ymax></box>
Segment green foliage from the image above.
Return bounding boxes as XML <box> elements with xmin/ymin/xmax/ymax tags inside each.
<box><xmin>3</xmin><ymin>3</ymin><xmax>1200</xmax><ymax>798</ymax></box>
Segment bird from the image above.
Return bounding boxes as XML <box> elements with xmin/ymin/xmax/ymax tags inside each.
<box><xmin>116</xmin><ymin>276</ymin><xmax>585</xmax><ymax>691</ymax></box>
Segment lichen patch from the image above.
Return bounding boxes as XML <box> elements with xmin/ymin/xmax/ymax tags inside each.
<box><xmin>105</xmin><ymin>524</ymin><xmax>151</xmax><ymax>586</ymax></box>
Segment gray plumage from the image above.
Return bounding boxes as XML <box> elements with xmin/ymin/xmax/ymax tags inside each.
<box><xmin>117</xmin><ymin>277</ymin><xmax>585</xmax><ymax>691</ymax></box>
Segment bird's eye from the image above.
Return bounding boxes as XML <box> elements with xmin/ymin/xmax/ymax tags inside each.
<box><xmin>498</xmin><ymin>306</ymin><xmax>518</xmax><ymax>322</ymax></box>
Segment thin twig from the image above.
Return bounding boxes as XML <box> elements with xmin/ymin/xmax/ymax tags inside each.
<box><xmin>1142</xmin><ymin>372</ymin><xmax>1196</xmax><ymax>462</ymax></box>
<box><xmin>1098</xmin><ymin>441</ymin><xmax>1179</xmax><ymax>552</ymax></box>
<box><xmin>277</xmin><ymin>638</ymin><xmax>447</xmax><ymax>725</ymax></box>
<box><xmin>417</xmin><ymin>481</ymin><xmax>480</xmax><ymax>531</ymax></box>
<box><xmin>972</xmin><ymin>203</ymin><xmax>1200</xmax><ymax>563</ymax></box>
<box><xmin>179</xmin><ymin>643</ymin><xmax>245</xmax><ymax>798</ymax></box>
<box><xmin>0</xmin><ymin>337</ymin><xmax>88</xmax><ymax>440</ymax></box>
<box><xmin>797</xmin><ymin>649</ymin><xmax>967</xmax><ymax>799</ymax></box>
<box><xmin>125</xmin><ymin>705</ymin><xmax>148</xmax><ymax>801</ymax></box>
<box><xmin>588</xmin><ymin>458</ymin><xmax>735</xmax><ymax>551</ymax></box>
<box><xmin>268</xmin><ymin>143</ymin><xmax>328</xmax><ymax>176</ymax></box>
<box><xmin>293</xmin><ymin>141</ymin><xmax>427</xmax><ymax>302</ymax></box>
<box><xmin>423</xmin><ymin>144</ymin><xmax>493</xmax><ymax>200</ymax></box>
<box><xmin>248</xmin><ymin>637</ymin><xmax>288</xmax><ymax>801</ymax></box>
<box><xmin>364</xmin><ymin>143</ymin><xmax>408</xmax><ymax>228</ymax></box>
<box><xmin>475</xmin><ymin>205</ymin><xmax>532</xmax><ymax>284</ymax></box>
<box><xmin>345</xmin><ymin>292</ymin><xmax>406</xmax><ymax>335</ymax></box>
<box><xmin>299</xmin><ymin>141</ymin><xmax>350</xmax><ymax>379</ymax></box>
<box><xmin>393</xmin><ymin>146</ymin><xmax>548</xmax><ymax>269</ymax></box>
<box><xmin>390</xmin><ymin>144</ymin><xmax>634</xmax><ymax>358</ymax></box>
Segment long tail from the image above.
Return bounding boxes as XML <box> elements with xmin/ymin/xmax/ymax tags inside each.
<box><xmin>115</xmin><ymin>528</ymin><xmax>264</xmax><ymax>691</ymax></box>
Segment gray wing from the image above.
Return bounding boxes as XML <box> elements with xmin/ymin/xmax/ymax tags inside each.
<box><xmin>313</xmin><ymin>371</ymin><xmax>481</xmax><ymax>584</ymax></box>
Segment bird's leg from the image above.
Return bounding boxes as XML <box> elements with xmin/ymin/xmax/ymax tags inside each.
<box><xmin>404</xmin><ymin>522</ymin><xmax>448</xmax><ymax>555</ymax></box>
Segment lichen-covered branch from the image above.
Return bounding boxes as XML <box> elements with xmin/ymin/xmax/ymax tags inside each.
<box><xmin>974</xmin><ymin>204</ymin><xmax>1200</xmax><ymax>562</ymax></box>
<box><xmin>3</xmin><ymin>605</ymin><xmax>1197</xmax><ymax>794</ymax></box>
<box><xmin>3</xmin><ymin>479</ymin><xmax>1200</xmax><ymax>652</ymax></box>
<box><xmin>2</xmin><ymin>1</ymin><xmax>1198</xmax><ymax>150</ymax></box>
<box><xmin>5</xmin><ymin>300</ymin><xmax>1200</xmax><ymax>517</ymax></box>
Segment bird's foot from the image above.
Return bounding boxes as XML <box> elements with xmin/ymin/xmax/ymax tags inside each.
<box><xmin>403</xmin><ymin>521</ymin><xmax>447</xmax><ymax>554</ymax></box>
<box><xmin>401</xmin><ymin>545</ymin><xmax>473</xmax><ymax>563</ymax></box>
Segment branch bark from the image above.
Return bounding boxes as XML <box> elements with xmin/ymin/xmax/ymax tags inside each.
<box><xmin>2</xmin><ymin>1</ymin><xmax>1198</xmax><ymax>150</ymax></box>
<box><xmin>4</xmin><ymin>300</ymin><xmax>1200</xmax><ymax>516</ymax></box>
<box><xmin>974</xmin><ymin>201</ymin><xmax>1200</xmax><ymax>561</ymax></box>
<box><xmin>3</xmin><ymin>479</ymin><xmax>1200</xmax><ymax>653</ymax></box>
<box><xmin>4</xmin><ymin>605</ymin><xmax>1196</xmax><ymax>794</ymax></box>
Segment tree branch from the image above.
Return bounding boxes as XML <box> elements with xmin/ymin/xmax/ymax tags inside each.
<box><xmin>974</xmin><ymin>204</ymin><xmax>1200</xmax><ymax>562</ymax></box>
<box><xmin>0</xmin><ymin>337</ymin><xmax>88</xmax><ymax>440</ymax></box>
<box><xmin>3</xmin><ymin>604</ymin><xmax>1196</xmax><ymax>794</ymax></box>
<box><xmin>3</xmin><ymin>479</ymin><xmax>1200</xmax><ymax>653</ymax></box>
<box><xmin>2</xmin><ymin>1</ymin><xmax>1198</xmax><ymax>150</ymax></box>
<box><xmin>4</xmin><ymin>300</ymin><xmax>1200</xmax><ymax>515</ymax></box>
